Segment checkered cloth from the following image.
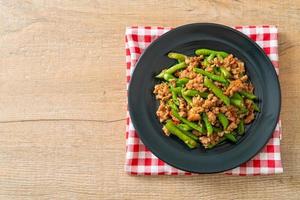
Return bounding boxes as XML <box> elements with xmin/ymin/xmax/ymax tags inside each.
<box><xmin>125</xmin><ymin>25</ymin><xmax>283</xmax><ymax>175</ymax></box>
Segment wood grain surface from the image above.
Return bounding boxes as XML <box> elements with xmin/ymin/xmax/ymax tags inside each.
<box><xmin>0</xmin><ymin>0</ymin><xmax>300</xmax><ymax>199</ymax></box>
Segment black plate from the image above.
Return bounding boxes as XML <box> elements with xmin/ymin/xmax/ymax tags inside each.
<box><xmin>128</xmin><ymin>23</ymin><xmax>281</xmax><ymax>173</ymax></box>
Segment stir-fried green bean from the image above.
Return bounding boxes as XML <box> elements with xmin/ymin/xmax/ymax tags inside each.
<box><xmin>177</xmin><ymin>123</ymin><xmax>193</xmax><ymax>131</ymax></box>
<box><xmin>213</xmin><ymin>126</ymin><xmax>222</xmax><ymax>133</ymax></box>
<box><xmin>156</xmin><ymin>62</ymin><xmax>187</xmax><ymax>78</ymax></box>
<box><xmin>170</xmin><ymin>86</ymin><xmax>182</xmax><ymax>94</ymax></box>
<box><xmin>171</xmin><ymin>109</ymin><xmax>205</xmax><ymax>133</ymax></box>
<box><xmin>195</xmin><ymin>48</ymin><xmax>229</xmax><ymax>58</ymax></box>
<box><xmin>225</xmin><ymin>133</ymin><xmax>238</xmax><ymax>143</ymax></box>
<box><xmin>202</xmin><ymin>113</ymin><xmax>213</xmax><ymax>136</ymax></box>
<box><xmin>176</xmin><ymin>125</ymin><xmax>199</xmax><ymax>141</ymax></box>
<box><xmin>163</xmin><ymin>73</ymin><xmax>177</xmax><ymax>81</ymax></box>
<box><xmin>237</xmin><ymin>120</ymin><xmax>245</xmax><ymax>135</ymax></box>
<box><xmin>204</xmin><ymin>77</ymin><xmax>231</xmax><ymax>106</ymax></box>
<box><xmin>168</xmin><ymin>52</ymin><xmax>186</xmax><ymax>63</ymax></box>
<box><xmin>232</xmin><ymin>92</ymin><xmax>243</xmax><ymax>101</ymax></box>
<box><xmin>181</xmin><ymin>89</ymin><xmax>193</xmax><ymax>106</ymax></box>
<box><xmin>240</xmin><ymin>90</ymin><xmax>257</xmax><ymax>100</ymax></box>
<box><xmin>217</xmin><ymin>113</ymin><xmax>229</xmax><ymax>130</ymax></box>
<box><xmin>170</xmin><ymin>86</ymin><xmax>180</xmax><ymax>105</ymax></box>
<box><xmin>249</xmin><ymin>99</ymin><xmax>260</xmax><ymax>112</ymax></box>
<box><xmin>193</xmin><ymin>68</ymin><xmax>228</xmax><ymax>84</ymax></box>
<box><xmin>153</xmin><ymin>48</ymin><xmax>259</xmax><ymax>149</ymax></box>
<box><xmin>230</xmin><ymin>98</ymin><xmax>248</xmax><ymax>113</ymax></box>
<box><xmin>176</xmin><ymin>78</ymin><xmax>189</xmax><ymax>87</ymax></box>
<box><xmin>167</xmin><ymin>100</ymin><xmax>179</xmax><ymax>112</ymax></box>
<box><xmin>220</xmin><ymin>67</ymin><xmax>231</xmax><ymax>78</ymax></box>
<box><xmin>202</xmin><ymin>58</ymin><xmax>209</xmax><ymax>67</ymax></box>
<box><xmin>165</xmin><ymin>120</ymin><xmax>198</xmax><ymax>148</ymax></box>
<box><xmin>207</xmin><ymin>52</ymin><xmax>216</xmax><ymax>62</ymax></box>
<box><xmin>183</xmin><ymin>89</ymin><xmax>209</xmax><ymax>98</ymax></box>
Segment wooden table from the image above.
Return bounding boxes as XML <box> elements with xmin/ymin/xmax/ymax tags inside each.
<box><xmin>0</xmin><ymin>0</ymin><xmax>299</xmax><ymax>199</ymax></box>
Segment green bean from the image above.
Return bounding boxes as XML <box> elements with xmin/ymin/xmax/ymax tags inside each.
<box><xmin>193</xmin><ymin>68</ymin><xmax>228</xmax><ymax>84</ymax></box>
<box><xmin>250</xmin><ymin>100</ymin><xmax>260</xmax><ymax>112</ymax></box>
<box><xmin>217</xmin><ymin>54</ymin><xmax>224</xmax><ymax>60</ymax></box>
<box><xmin>230</xmin><ymin>98</ymin><xmax>248</xmax><ymax>113</ymax></box>
<box><xmin>170</xmin><ymin>87</ymin><xmax>182</xmax><ymax>94</ymax></box>
<box><xmin>204</xmin><ymin>77</ymin><xmax>230</xmax><ymax>106</ymax></box>
<box><xmin>181</xmin><ymin>89</ymin><xmax>193</xmax><ymax>106</ymax></box>
<box><xmin>183</xmin><ymin>89</ymin><xmax>209</xmax><ymax>98</ymax></box>
<box><xmin>207</xmin><ymin>137</ymin><xmax>227</xmax><ymax>149</ymax></box>
<box><xmin>238</xmin><ymin>120</ymin><xmax>245</xmax><ymax>135</ymax></box>
<box><xmin>167</xmin><ymin>100</ymin><xmax>179</xmax><ymax>112</ymax></box>
<box><xmin>176</xmin><ymin>78</ymin><xmax>189</xmax><ymax>87</ymax></box>
<box><xmin>177</xmin><ymin>123</ymin><xmax>193</xmax><ymax>131</ymax></box>
<box><xmin>176</xmin><ymin>125</ymin><xmax>199</xmax><ymax>141</ymax></box>
<box><xmin>202</xmin><ymin>113</ymin><xmax>213</xmax><ymax>136</ymax></box>
<box><xmin>202</xmin><ymin>58</ymin><xmax>209</xmax><ymax>67</ymax></box>
<box><xmin>182</xmin><ymin>89</ymin><xmax>198</xmax><ymax>96</ymax></box>
<box><xmin>224</xmin><ymin>133</ymin><xmax>238</xmax><ymax>143</ymax></box>
<box><xmin>220</xmin><ymin>67</ymin><xmax>231</xmax><ymax>78</ymax></box>
<box><xmin>168</xmin><ymin>52</ymin><xmax>186</xmax><ymax>63</ymax></box>
<box><xmin>207</xmin><ymin>52</ymin><xmax>216</xmax><ymax>62</ymax></box>
<box><xmin>163</xmin><ymin>73</ymin><xmax>177</xmax><ymax>81</ymax></box>
<box><xmin>195</xmin><ymin>49</ymin><xmax>229</xmax><ymax>58</ymax></box>
<box><xmin>156</xmin><ymin>62</ymin><xmax>187</xmax><ymax>78</ymax></box>
<box><xmin>195</xmin><ymin>49</ymin><xmax>215</xmax><ymax>56</ymax></box>
<box><xmin>217</xmin><ymin>113</ymin><xmax>229</xmax><ymax>130</ymax></box>
<box><xmin>240</xmin><ymin>90</ymin><xmax>257</xmax><ymax>100</ymax></box>
<box><xmin>232</xmin><ymin>92</ymin><xmax>243</xmax><ymax>101</ymax></box>
<box><xmin>216</xmin><ymin>51</ymin><xmax>229</xmax><ymax>58</ymax></box>
<box><xmin>171</xmin><ymin>109</ymin><xmax>205</xmax><ymax>133</ymax></box>
<box><xmin>213</xmin><ymin>126</ymin><xmax>222</xmax><ymax>133</ymax></box>
<box><xmin>213</xmin><ymin>67</ymin><xmax>221</xmax><ymax>75</ymax></box>
<box><xmin>165</xmin><ymin>120</ymin><xmax>198</xmax><ymax>149</ymax></box>
<box><xmin>170</xmin><ymin>86</ymin><xmax>180</xmax><ymax>105</ymax></box>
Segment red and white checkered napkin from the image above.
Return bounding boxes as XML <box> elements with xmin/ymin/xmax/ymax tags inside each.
<box><xmin>125</xmin><ymin>25</ymin><xmax>283</xmax><ymax>175</ymax></box>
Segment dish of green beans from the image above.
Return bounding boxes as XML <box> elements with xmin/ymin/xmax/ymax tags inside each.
<box><xmin>153</xmin><ymin>48</ymin><xmax>260</xmax><ymax>149</ymax></box>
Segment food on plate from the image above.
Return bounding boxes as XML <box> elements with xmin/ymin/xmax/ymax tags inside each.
<box><xmin>153</xmin><ymin>49</ymin><xmax>259</xmax><ymax>149</ymax></box>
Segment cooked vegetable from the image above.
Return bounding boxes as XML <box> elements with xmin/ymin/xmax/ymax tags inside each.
<box><xmin>153</xmin><ymin>48</ymin><xmax>259</xmax><ymax>149</ymax></box>
<box><xmin>217</xmin><ymin>113</ymin><xmax>229</xmax><ymax>130</ymax></box>
<box><xmin>168</xmin><ymin>52</ymin><xmax>186</xmax><ymax>63</ymax></box>
<box><xmin>220</xmin><ymin>67</ymin><xmax>231</xmax><ymax>78</ymax></box>
<box><xmin>193</xmin><ymin>68</ymin><xmax>228</xmax><ymax>84</ymax></box>
<box><xmin>167</xmin><ymin>100</ymin><xmax>179</xmax><ymax>112</ymax></box>
<box><xmin>207</xmin><ymin>52</ymin><xmax>216</xmax><ymax>62</ymax></box>
<box><xmin>183</xmin><ymin>89</ymin><xmax>209</xmax><ymax>98</ymax></box>
<box><xmin>177</xmin><ymin>123</ymin><xmax>193</xmax><ymax>131</ymax></box>
<box><xmin>204</xmin><ymin>77</ymin><xmax>230</xmax><ymax>105</ymax></box>
<box><xmin>172</xmin><ymin>109</ymin><xmax>205</xmax><ymax>133</ymax></box>
<box><xmin>156</xmin><ymin>62</ymin><xmax>187</xmax><ymax>78</ymax></box>
<box><xmin>181</xmin><ymin>89</ymin><xmax>193</xmax><ymax>106</ymax></box>
<box><xmin>251</xmin><ymin>100</ymin><xmax>260</xmax><ymax>112</ymax></box>
<box><xmin>169</xmin><ymin>86</ymin><xmax>181</xmax><ymax>94</ymax></box>
<box><xmin>163</xmin><ymin>73</ymin><xmax>177</xmax><ymax>81</ymax></box>
<box><xmin>230</xmin><ymin>98</ymin><xmax>248</xmax><ymax>113</ymax></box>
<box><xmin>170</xmin><ymin>86</ymin><xmax>180</xmax><ymax>106</ymax></box>
<box><xmin>176</xmin><ymin>78</ymin><xmax>189</xmax><ymax>87</ymax></box>
<box><xmin>240</xmin><ymin>90</ymin><xmax>257</xmax><ymax>100</ymax></box>
<box><xmin>238</xmin><ymin>120</ymin><xmax>245</xmax><ymax>135</ymax></box>
<box><xmin>232</xmin><ymin>92</ymin><xmax>243</xmax><ymax>101</ymax></box>
<box><xmin>203</xmin><ymin>113</ymin><xmax>213</xmax><ymax>136</ymax></box>
<box><xmin>195</xmin><ymin>49</ymin><xmax>229</xmax><ymax>58</ymax></box>
<box><xmin>224</xmin><ymin>133</ymin><xmax>238</xmax><ymax>143</ymax></box>
<box><xmin>176</xmin><ymin>125</ymin><xmax>199</xmax><ymax>141</ymax></box>
<box><xmin>165</xmin><ymin>120</ymin><xmax>198</xmax><ymax>148</ymax></box>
